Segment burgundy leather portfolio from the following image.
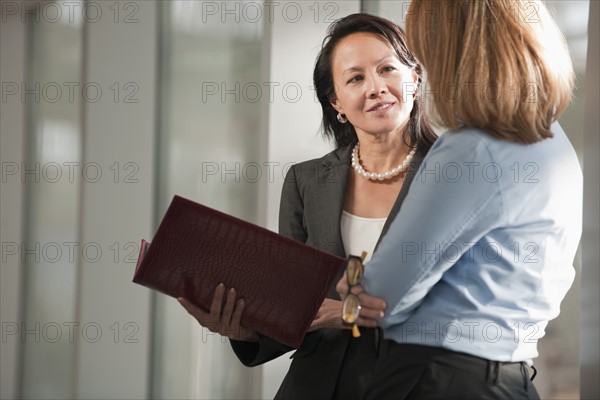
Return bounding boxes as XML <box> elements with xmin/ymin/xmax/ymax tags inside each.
<box><xmin>133</xmin><ymin>195</ymin><xmax>346</xmax><ymax>348</ymax></box>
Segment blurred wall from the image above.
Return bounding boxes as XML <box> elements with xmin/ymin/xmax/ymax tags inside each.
<box><xmin>581</xmin><ymin>1</ymin><xmax>600</xmax><ymax>398</ymax></box>
<box><xmin>1</xmin><ymin>8</ymin><xmax>26</xmax><ymax>400</ymax></box>
<box><xmin>1</xmin><ymin>1</ymin><xmax>157</xmax><ymax>399</ymax></box>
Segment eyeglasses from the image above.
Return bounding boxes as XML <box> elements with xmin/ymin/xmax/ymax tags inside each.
<box><xmin>342</xmin><ymin>251</ymin><xmax>367</xmax><ymax>338</ymax></box>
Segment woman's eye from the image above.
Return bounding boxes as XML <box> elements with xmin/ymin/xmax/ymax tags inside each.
<box><xmin>381</xmin><ymin>66</ymin><xmax>396</xmax><ymax>73</ymax></box>
<box><xmin>348</xmin><ymin>75</ymin><xmax>363</xmax><ymax>84</ymax></box>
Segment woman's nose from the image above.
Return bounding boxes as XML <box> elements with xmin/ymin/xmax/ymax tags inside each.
<box><xmin>366</xmin><ymin>74</ymin><xmax>388</xmax><ymax>98</ymax></box>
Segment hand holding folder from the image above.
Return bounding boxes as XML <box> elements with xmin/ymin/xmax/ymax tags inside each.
<box><xmin>133</xmin><ymin>195</ymin><xmax>347</xmax><ymax>348</ymax></box>
<box><xmin>178</xmin><ymin>284</ymin><xmax>260</xmax><ymax>342</ymax></box>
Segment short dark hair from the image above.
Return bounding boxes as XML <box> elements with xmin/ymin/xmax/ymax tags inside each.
<box><xmin>313</xmin><ymin>13</ymin><xmax>436</xmax><ymax>150</ymax></box>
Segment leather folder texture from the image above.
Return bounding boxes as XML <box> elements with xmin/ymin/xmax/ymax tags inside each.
<box><xmin>133</xmin><ymin>195</ymin><xmax>346</xmax><ymax>348</ymax></box>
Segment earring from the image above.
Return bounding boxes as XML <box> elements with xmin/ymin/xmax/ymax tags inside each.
<box><xmin>337</xmin><ymin>113</ymin><xmax>348</xmax><ymax>123</ymax></box>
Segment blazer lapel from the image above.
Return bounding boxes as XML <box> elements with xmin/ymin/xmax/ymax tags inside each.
<box><xmin>317</xmin><ymin>145</ymin><xmax>425</xmax><ymax>299</ymax></box>
<box><xmin>318</xmin><ymin>146</ymin><xmax>353</xmax><ymax>258</ymax></box>
<box><xmin>315</xmin><ymin>144</ymin><xmax>426</xmax><ymax>256</ymax></box>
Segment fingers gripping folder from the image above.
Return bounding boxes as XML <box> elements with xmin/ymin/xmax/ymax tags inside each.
<box><xmin>133</xmin><ymin>195</ymin><xmax>347</xmax><ymax>348</ymax></box>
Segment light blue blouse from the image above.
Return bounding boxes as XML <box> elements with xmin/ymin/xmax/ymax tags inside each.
<box><xmin>363</xmin><ymin>123</ymin><xmax>582</xmax><ymax>362</ymax></box>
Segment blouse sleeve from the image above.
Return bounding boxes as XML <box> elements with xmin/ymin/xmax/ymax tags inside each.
<box><xmin>363</xmin><ymin>133</ymin><xmax>506</xmax><ymax>328</ymax></box>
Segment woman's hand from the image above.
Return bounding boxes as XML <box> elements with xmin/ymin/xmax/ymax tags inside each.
<box><xmin>309</xmin><ymin>298</ymin><xmax>345</xmax><ymax>330</ymax></box>
<box><xmin>336</xmin><ymin>272</ymin><xmax>387</xmax><ymax>328</ymax></box>
<box><xmin>178</xmin><ymin>283</ymin><xmax>259</xmax><ymax>342</ymax></box>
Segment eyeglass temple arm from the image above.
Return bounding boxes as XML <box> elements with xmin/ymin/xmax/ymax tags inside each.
<box><xmin>350</xmin><ymin>251</ymin><xmax>368</xmax><ymax>338</ymax></box>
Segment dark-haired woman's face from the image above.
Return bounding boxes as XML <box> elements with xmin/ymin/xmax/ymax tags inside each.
<box><xmin>330</xmin><ymin>32</ymin><xmax>417</xmax><ymax>139</ymax></box>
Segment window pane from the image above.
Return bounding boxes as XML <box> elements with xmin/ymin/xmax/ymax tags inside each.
<box><xmin>21</xmin><ymin>6</ymin><xmax>83</xmax><ymax>399</ymax></box>
<box><xmin>152</xmin><ymin>1</ymin><xmax>264</xmax><ymax>398</ymax></box>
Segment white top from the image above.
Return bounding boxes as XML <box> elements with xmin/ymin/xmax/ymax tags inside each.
<box><xmin>340</xmin><ymin>210</ymin><xmax>387</xmax><ymax>262</ymax></box>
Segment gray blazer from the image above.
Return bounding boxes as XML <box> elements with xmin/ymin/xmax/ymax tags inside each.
<box><xmin>231</xmin><ymin>144</ymin><xmax>427</xmax><ymax>399</ymax></box>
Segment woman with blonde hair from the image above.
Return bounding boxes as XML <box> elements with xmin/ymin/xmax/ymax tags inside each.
<box><xmin>337</xmin><ymin>1</ymin><xmax>582</xmax><ymax>398</ymax></box>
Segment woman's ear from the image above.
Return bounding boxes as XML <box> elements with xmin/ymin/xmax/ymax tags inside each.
<box><xmin>329</xmin><ymin>95</ymin><xmax>343</xmax><ymax>114</ymax></box>
<box><xmin>410</xmin><ymin>69</ymin><xmax>420</xmax><ymax>99</ymax></box>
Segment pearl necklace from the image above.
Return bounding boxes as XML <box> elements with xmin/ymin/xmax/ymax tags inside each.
<box><xmin>351</xmin><ymin>143</ymin><xmax>416</xmax><ymax>181</ymax></box>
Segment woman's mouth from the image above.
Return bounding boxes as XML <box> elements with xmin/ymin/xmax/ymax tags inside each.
<box><xmin>367</xmin><ymin>102</ymin><xmax>395</xmax><ymax>114</ymax></box>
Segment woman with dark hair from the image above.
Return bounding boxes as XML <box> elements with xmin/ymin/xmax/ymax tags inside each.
<box><xmin>179</xmin><ymin>13</ymin><xmax>436</xmax><ymax>398</ymax></box>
